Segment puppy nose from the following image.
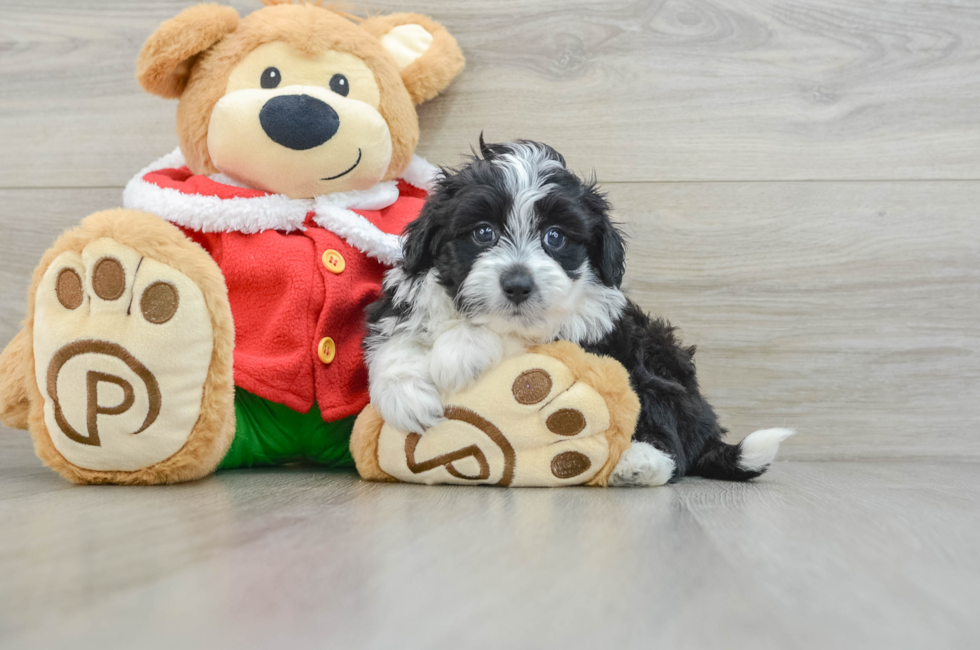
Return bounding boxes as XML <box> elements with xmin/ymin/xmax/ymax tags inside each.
<box><xmin>259</xmin><ymin>94</ymin><xmax>339</xmax><ymax>150</ymax></box>
<box><xmin>500</xmin><ymin>268</ymin><xmax>536</xmax><ymax>305</ymax></box>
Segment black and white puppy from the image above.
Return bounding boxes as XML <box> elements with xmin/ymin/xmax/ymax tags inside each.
<box><xmin>364</xmin><ymin>139</ymin><xmax>793</xmax><ymax>486</ymax></box>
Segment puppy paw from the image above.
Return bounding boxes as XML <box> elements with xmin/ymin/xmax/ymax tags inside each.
<box><xmin>428</xmin><ymin>325</ymin><xmax>502</xmax><ymax>395</ymax></box>
<box><xmin>374</xmin><ymin>350</ymin><xmax>630</xmax><ymax>486</ymax></box>
<box><xmin>370</xmin><ymin>379</ymin><xmax>445</xmax><ymax>434</ymax></box>
<box><xmin>609</xmin><ymin>441</ymin><xmax>675</xmax><ymax>487</ymax></box>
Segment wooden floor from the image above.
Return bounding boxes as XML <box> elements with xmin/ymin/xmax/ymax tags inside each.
<box><xmin>1</xmin><ymin>0</ymin><xmax>978</xmax><ymax>647</ymax></box>
<box><xmin>1</xmin><ymin>433</ymin><xmax>978</xmax><ymax>649</ymax></box>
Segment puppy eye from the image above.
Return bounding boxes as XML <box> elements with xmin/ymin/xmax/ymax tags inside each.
<box><xmin>330</xmin><ymin>74</ymin><xmax>350</xmax><ymax>97</ymax></box>
<box><xmin>472</xmin><ymin>223</ymin><xmax>498</xmax><ymax>245</ymax></box>
<box><xmin>261</xmin><ymin>67</ymin><xmax>281</xmax><ymax>89</ymax></box>
<box><xmin>543</xmin><ymin>227</ymin><xmax>566</xmax><ymax>250</ymax></box>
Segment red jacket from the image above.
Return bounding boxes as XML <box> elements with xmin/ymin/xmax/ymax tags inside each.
<box><xmin>124</xmin><ymin>149</ymin><xmax>435</xmax><ymax>420</ymax></box>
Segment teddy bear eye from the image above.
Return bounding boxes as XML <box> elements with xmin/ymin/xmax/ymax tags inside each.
<box><xmin>260</xmin><ymin>67</ymin><xmax>281</xmax><ymax>89</ymax></box>
<box><xmin>329</xmin><ymin>74</ymin><xmax>350</xmax><ymax>97</ymax></box>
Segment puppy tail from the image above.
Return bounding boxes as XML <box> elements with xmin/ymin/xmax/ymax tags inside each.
<box><xmin>688</xmin><ymin>428</ymin><xmax>795</xmax><ymax>481</ymax></box>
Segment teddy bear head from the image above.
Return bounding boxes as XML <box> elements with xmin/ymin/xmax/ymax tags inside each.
<box><xmin>136</xmin><ymin>1</ymin><xmax>464</xmax><ymax>199</ymax></box>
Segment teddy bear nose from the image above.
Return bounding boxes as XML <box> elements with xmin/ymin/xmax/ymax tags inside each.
<box><xmin>259</xmin><ymin>94</ymin><xmax>340</xmax><ymax>151</ymax></box>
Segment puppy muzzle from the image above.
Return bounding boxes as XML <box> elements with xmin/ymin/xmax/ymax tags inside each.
<box><xmin>500</xmin><ymin>266</ymin><xmax>536</xmax><ymax>306</ymax></box>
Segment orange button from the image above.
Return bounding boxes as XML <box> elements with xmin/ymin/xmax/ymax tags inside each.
<box><xmin>322</xmin><ymin>249</ymin><xmax>346</xmax><ymax>274</ymax></box>
<box><xmin>317</xmin><ymin>337</ymin><xmax>336</xmax><ymax>364</ymax></box>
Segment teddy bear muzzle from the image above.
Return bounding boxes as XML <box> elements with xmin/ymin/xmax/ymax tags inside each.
<box><xmin>206</xmin><ymin>85</ymin><xmax>393</xmax><ymax>198</ymax></box>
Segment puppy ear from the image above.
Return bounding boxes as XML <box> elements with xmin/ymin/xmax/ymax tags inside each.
<box><xmin>586</xmin><ymin>186</ymin><xmax>627</xmax><ymax>287</ymax></box>
<box><xmin>596</xmin><ymin>220</ymin><xmax>627</xmax><ymax>287</ymax></box>
<box><xmin>402</xmin><ymin>206</ymin><xmax>445</xmax><ymax>276</ymax></box>
<box><xmin>136</xmin><ymin>4</ymin><xmax>239</xmax><ymax>99</ymax></box>
<box><xmin>361</xmin><ymin>13</ymin><xmax>465</xmax><ymax>104</ymax></box>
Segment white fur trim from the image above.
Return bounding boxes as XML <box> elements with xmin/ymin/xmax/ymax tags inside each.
<box><xmin>122</xmin><ymin>148</ymin><xmax>431</xmax><ymax>263</ymax></box>
<box><xmin>123</xmin><ymin>148</ymin><xmax>310</xmax><ymax>233</ymax></box>
<box><xmin>208</xmin><ymin>172</ymin><xmax>254</xmax><ymax>189</ymax></box>
<box><xmin>316</xmin><ymin>181</ymin><xmax>400</xmax><ymax>211</ymax></box>
<box><xmin>609</xmin><ymin>441</ymin><xmax>676</xmax><ymax>487</ymax></box>
<box><xmin>400</xmin><ymin>155</ymin><xmax>440</xmax><ymax>192</ymax></box>
<box><xmin>738</xmin><ymin>428</ymin><xmax>795</xmax><ymax>471</ymax></box>
<box><xmin>313</xmin><ymin>204</ymin><xmax>405</xmax><ymax>266</ymax></box>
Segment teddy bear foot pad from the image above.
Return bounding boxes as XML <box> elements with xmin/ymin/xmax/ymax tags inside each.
<box><xmin>35</xmin><ymin>237</ymin><xmax>213</xmax><ymax>472</ymax></box>
<box><xmin>352</xmin><ymin>343</ymin><xmax>640</xmax><ymax>487</ymax></box>
<box><xmin>17</xmin><ymin>210</ymin><xmax>237</xmax><ymax>484</ymax></box>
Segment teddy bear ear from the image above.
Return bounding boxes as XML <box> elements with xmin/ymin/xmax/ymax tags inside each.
<box><xmin>136</xmin><ymin>4</ymin><xmax>240</xmax><ymax>99</ymax></box>
<box><xmin>360</xmin><ymin>13</ymin><xmax>465</xmax><ymax>104</ymax></box>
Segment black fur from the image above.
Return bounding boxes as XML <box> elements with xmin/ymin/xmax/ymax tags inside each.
<box><xmin>582</xmin><ymin>301</ymin><xmax>764</xmax><ymax>482</ymax></box>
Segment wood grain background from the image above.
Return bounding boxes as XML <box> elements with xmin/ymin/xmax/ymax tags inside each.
<box><xmin>1</xmin><ymin>0</ymin><xmax>977</xmax><ymax>460</ymax></box>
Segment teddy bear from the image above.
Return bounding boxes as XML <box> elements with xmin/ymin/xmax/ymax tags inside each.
<box><xmin>0</xmin><ymin>0</ymin><xmax>639</xmax><ymax>487</ymax></box>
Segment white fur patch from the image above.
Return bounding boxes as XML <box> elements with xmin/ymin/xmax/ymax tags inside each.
<box><xmin>737</xmin><ymin>428</ymin><xmax>795</xmax><ymax>471</ymax></box>
<box><xmin>493</xmin><ymin>143</ymin><xmax>564</xmax><ymax>240</ymax></box>
<box><xmin>609</xmin><ymin>441</ymin><xmax>676</xmax><ymax>487</ymax></box>
<box><xmin>370</xmin><ymin>268</ymin><xmax>460</xmax><ymax>345</ymax></box>
<box><xmin>429</xmin><ymin>324</ymin><xmax>504</xmax><ymax>396</ymax></box>
<box><xmin>367</xmin><ymin>333</ymin><xmax>445</xmax><ymax>434</ymax></box>
<box><xmin>555</xmin><ymin>266</ymin><xmax>627</xmax><ymax>345</ymax></box>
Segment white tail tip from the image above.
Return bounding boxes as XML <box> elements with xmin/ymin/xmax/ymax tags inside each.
<box><xmin>737</xmin><ymin>428</ymin><xmax>795</xmax><ymax>472</ymax></box>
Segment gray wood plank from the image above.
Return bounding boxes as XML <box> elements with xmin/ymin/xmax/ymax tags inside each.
<box><xmin>611</xmin><ymin>180</ymin><xmax>980</xmax><ymax>461</ymax></box>
<box><xmin>0</xmin><ymin>429</ymin><xmax>976</xmax><ymax>649</ymax></box>
<box><xmin>2</xmin><ymin>0</ymin><xmax>980</xmax><ymax>186</ymax></box>
<box><xmin>0</xmin><ymin>188</ymin><xmax>121</xmax><ymax>334</ymax></box>
<box><xmin>2</xmin><ymin>183</ymin><xmax>977</xmax><ymax>460</ymax></box>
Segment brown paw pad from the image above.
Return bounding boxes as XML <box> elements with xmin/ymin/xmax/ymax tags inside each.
<box><xmin>551</xmin><ymin>451</ymin><xmax>592</xmax><ymax>479</ymax></box>
<box><xmin>512</xmin><ymin>368</ymin><xmax>552</xmax><ymax>405</ymax></box>
<box><xmin>92</xmin><ymin>257</ymin><xmax>126</xmax><ymax>300</ymax></box>
<box><xmin>546</xmin><ymin>408</ymin><xmax>586</xmax><ymax>436</ymax></box>
<box><xmin>56</xmin><ymin>268</ymin><xmax>83</xmax><ymax>310</ymax></box>
<box><xmin>140</xmin><ymin>281</ymin><xmax>179</xmax><ymax>324</ymax></box>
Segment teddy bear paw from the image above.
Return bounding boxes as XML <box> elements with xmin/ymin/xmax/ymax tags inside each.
<box><xmin>374</xmin><ymin>351</ymin><xmax>620</xmax><ymax>487</ymax></box>
<box><xmin>32</xmin><ymin>237</ymin><xmax>215</xmax><ymax>473</ymax></box>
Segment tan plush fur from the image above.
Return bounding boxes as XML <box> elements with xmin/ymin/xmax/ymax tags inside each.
<box><xmin>0</xmin><ymin>328</ymin><xmax>31</xmax><ymax>430</ymax></box>
<box><xmin>138</xmin><ymin>3</ymin><xmax>463</xmax><ymax>182</ymax></box>
<box><xmin>136</xmin><ymin>4</ymin><xmax>240</xmax><ymax>99</ymax></box>
<box><xmin>349</xmin><ymin>405</ymin><xmax>397</xmax><ymax>482</ymax></box>
<box><xmin>529</xmin><ymin>342</ymin><xmax>640</xmax><ymax>486</ymax></box>
<box><xmin>22</xmin><ymin>210</ymin><xmax>237</xmax><ymax>485</ymax></box>
<box><xmin>359</xmin><ymin>13</ymin><xmax>466</xmax><ymax>105</ymax></box>
<box><xmin>351</xmin><ymin>342</ymin><xmax>640</xmax><ymax>487</ymax></box>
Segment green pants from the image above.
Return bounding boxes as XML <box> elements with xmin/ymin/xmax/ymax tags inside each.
<box><xmin>218</xmin><ymin>387</ymin><xmax>356</xmax><ymax>470</ymax></box>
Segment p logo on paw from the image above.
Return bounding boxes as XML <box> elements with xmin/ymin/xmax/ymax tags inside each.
<box><xmin>359</xmin><ymin>343</ymin><xmax>638</xmax><ymax>487</ymax></box>
<box><xmin>33</xmin><ymin>237</ymin><xmax>215</xmax><ymax>473</ymax></box>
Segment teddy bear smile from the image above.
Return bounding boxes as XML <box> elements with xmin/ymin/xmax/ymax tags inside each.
<box><xmin>321</xmin><ymin>148</ymin><xmax>362</xmax><ymax>181</ymax></box>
